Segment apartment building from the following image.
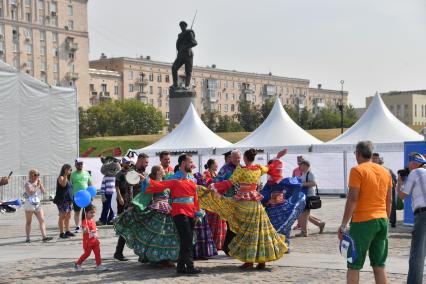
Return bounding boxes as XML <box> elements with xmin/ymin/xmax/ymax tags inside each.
<box><xmin>0</xmin><ymin>0</ymin><xmax>89</xmax><ymax>105</ymax></box>
<box><xmin>88</xmin><ymin>68</ymin><xmax>122</xmax><ymax>105</ymax></box>
<box><xmin>89</xmin><ymin>56</ymin><xmax>348</xmax><ymax>119</ymax></box>
<box><xmin>366</xmin><ymin>90</ymin><xmax>426</xmax><ymax>125</ymax></box>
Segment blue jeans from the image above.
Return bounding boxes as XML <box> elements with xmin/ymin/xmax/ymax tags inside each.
<box><xmin>407</xmin><ymin>210</ymin><xmax>426</xmax><ymax>284</ymax></box>
<box><xmin>99</xmin><ymin>194</ymin><xmax>114</xmax><ymax>224</ymax></box>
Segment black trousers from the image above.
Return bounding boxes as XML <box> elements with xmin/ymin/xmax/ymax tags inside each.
<box><xmin>223</xmin><ymin>222</ymin><xmax>236</xmax><ymax>255</ymax></box>
<box><xmin>390</xmin><ymin>186</ymin><xmax>397</xmax><ymax>227</ymax></box>
<box><xmin>173</xmin><ymin>214</ymin><xmax>195</xmax><ymax>269</ymax></box>
<box><xmin>172</xmin><ymin>54</ymin><xmax>193</xmax><ymax>87</ymax></box>
<box><xmin>115</xmin><ymin>203</ymin><xmax>126</xmax><ymax>255</ymax></box>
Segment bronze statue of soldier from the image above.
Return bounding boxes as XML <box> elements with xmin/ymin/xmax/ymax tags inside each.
<box><xmin>171</xmin><ymin>21</ymin><xmax>197</xmax><ymax>90</ymax></box>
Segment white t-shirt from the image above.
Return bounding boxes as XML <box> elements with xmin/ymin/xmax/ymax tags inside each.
<box><xmin>301</xmin><ymin>171</ymin><xmax>316</xmax><ymax>197</ymax></box>
<box><xmin>402</xmin><ymin>167</ymin><xmax>426</xmax><ymax>212</ymax></box>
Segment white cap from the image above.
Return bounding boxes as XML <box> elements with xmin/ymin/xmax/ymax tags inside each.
<box><xmin>75</xmin><ymin>158</ymin><xmax>84</xmax><ymax>164</ymax></box>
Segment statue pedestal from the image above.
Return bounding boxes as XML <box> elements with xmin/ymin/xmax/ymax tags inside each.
<box><xmin>168</xmin><ymin>87</ymin><xmax>196</xmax><ymax>131</ymax></box>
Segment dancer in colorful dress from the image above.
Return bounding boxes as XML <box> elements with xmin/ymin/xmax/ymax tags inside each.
<box><xmin>114</xmin><ymin>165</ymin><xmax>179</xmax><ymax>268</ymax></box>
<box><xmin>198</xmin><ymin>148</ymin><xmax>288</xmax><ymax>270</ymax></box>
<box><xmin>202</xmin><ymin>159</ymin><xmax>227</xmax><ymax>251</ymax></box>
<box><xmin>260</xmin><ymin>159</ymin><xmax>306</xmax><ymax>251</ymax></box>
<box><xmin>144</xmin><ymin>154</ymin><xmax>202</xmax><ymax>274</ymax></box>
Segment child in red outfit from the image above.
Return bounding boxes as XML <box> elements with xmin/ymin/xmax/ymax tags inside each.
<box><xmin>74</xmin><ymin>204</ymin><xmax>107</xmax><ymax>271</ymax></box>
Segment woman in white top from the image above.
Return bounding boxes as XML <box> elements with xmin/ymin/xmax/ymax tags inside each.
<box><xmin>24</xmin><ymin>169</ymin><xmax>52</xmax><ymax>243</ymax></box>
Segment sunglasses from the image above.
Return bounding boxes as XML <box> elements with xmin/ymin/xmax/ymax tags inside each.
<box><xmin>33</xmin><ymin>173</ymin><xmax>40</xmax><ymax>177</ymax></box>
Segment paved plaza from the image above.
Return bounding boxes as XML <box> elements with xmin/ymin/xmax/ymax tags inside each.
<box><xmin>0</xmin><ymin>197</ymin><xmax>422</xmax><ymax>283</ymax></box>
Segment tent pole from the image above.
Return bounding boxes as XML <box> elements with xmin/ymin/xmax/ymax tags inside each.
<box><xmin>341</xmin><ymin>151</ymin><xmax>348</xmax><ymax>198</ymax></box>
<box><xmin>198</xmin><ymin>153</ymin><xmax>202</xmax><ymax>173</ymax></box>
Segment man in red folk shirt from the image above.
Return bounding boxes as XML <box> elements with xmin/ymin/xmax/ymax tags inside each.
<box><xmin>144</xmin><ymin>153</ymin><xmax>202</xmax><ymax>275</ymax></box>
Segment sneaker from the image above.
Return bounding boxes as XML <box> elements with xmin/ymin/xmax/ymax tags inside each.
<box><xmin>96</xmin><ymin>265</ymin><xmax>108</xmax><ymax>271</ymax></box>
<box><xmin>25</xmin><ymin>238</ymin><xmax>31</xmax><ymax>243</ymax></box>
<box><xmin>59</xmin><ymin>233</ymin><xmax>69</xmax><ymax>239</ymax></box>
<box><xmin>74</xmin><ymin>263</ymin><xmax>83</xmax><ymax>271</ymax></box>
<box><xmin>319</xmin><ymin>222</ymin><xmax>326</xmax><ymax>234</ymax></box>
<box><xmin>114</xmin><ymin>253</ymin><xmax>129</xmax><ymax>262</ymax></box>
<box><xmin>74</xmin><ymin>226</ymin><xmax>80</xmax><ymax>233</ymax></box>
<box><xmin>42</xmin><ymin>236</ymin><xmax>53</xmax><ymax>242</ymax></box>
<box><xmin>65</xmin><ymin>231</ymin><xmax>76</xmax><ymax>237</ymax></box>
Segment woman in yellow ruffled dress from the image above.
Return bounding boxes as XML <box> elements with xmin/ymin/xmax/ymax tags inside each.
<box><xmin>197</xmin><ymin>148</ymin><xmax>288</xmax><ymax>270</ymax></box>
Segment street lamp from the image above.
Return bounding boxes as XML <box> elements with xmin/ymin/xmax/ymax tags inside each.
<box><xmin>338</xmin><ymin>80</ymin><xmax>345</xmax><ymax>134</ymax></box>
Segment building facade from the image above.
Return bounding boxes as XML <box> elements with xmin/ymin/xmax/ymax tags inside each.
<box><xmin>366</xmin><ymin>90</ymin><xmax>426</xmax><ymax>125</ymax></box>
<box><xmin>0</xmin><ymin>0</ymin><xmax>89</xmax><ymax>105</ymax></box>
<box><xmin>89</xmin><ymin>56</ymin><xmax>348</xmax><ymax>121</ymax></box>
<box><xmin>88</xmin><ymin>68</ymin><xmax>122</xmax><ymax>105</ymax></box>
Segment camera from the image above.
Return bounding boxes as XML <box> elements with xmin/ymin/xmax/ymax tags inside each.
<box><xmin>397</xmin><ymin>168</ymin><xmax>410</xmax><ymax>180</ymax></box>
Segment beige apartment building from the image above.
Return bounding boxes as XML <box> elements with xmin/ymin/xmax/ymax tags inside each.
<box><xmin>366</xmin><ymin>90</ymin><xmax>426</xmax><ymax>125</ymax></box>
<box><xmin>0</xmin><ymin>0</ymin><xmax>89</xmax><ymax>105</ymax></box>
<box><xmin>88</xmin><ymin>68</ymin><xmax>122</xmax><ymax>105</ymax></box>
<box><xmin>89</xmin><ymin>56</ymin><xmax>348</xmax><ymax>120</ymax></box>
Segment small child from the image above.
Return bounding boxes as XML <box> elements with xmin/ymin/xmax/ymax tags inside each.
<box><xmin>74</xmin><ymin>204</ymin><xmax>107</xmax><ymax>271</ymax></box>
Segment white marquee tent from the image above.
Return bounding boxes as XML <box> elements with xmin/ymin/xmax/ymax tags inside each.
<box><xmin>0</xmin><ymin>61</ymin><xmax>78</xmax><ymax>178</ymax></box>
<box><xmin>136</xmin><ymin>103</ymin><xmax>232</xmax><ymax>155</ymax></box>
<box><xmin>327</xmin><ymin>94</ymin><xmax>423</xmax><ymax>145</ymax></box>
<box><xmin>228</xmin><ymin>97</ymin><xmax>322</xmax><ymax>152</ymax></box>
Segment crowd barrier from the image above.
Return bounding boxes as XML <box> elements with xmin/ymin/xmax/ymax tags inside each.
<box><xmin>0</xmin><ymin>175</ymin><xmax>57</xmax><ymax>201</ymax></box>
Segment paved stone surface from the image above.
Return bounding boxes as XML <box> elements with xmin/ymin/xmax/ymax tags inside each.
<box><xmin>0</xmin><ymin>197</ymin><xmax>423</xmax><ymax>283</ymax></box>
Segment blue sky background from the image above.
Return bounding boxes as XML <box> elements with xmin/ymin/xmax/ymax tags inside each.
<box><xmin>88</xmin><ymin>0</ymin><xmax>426</xmax><ymax>107</ymax></box>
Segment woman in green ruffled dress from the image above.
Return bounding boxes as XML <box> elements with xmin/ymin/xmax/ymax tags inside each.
<box><xmin>114</xmin><ymin>166</ymin><xmax>179</xmax><ymax>267</ymax></box>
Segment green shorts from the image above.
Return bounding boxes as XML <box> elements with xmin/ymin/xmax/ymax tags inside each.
<box><xmin>348</xmin><ymin>218</ymin><xmax>388</xmax><ymax>270</ymax></box>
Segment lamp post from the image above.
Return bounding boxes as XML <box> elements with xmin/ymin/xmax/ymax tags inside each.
<box><xmin>339</xmin><ymin>80</ymin><xmax>345</xmax><ymax>134</ymax></box>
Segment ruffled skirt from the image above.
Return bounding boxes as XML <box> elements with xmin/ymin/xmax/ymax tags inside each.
<box><xmin>194</xmin><ymin>215</ymin><xmax>218</xmax><ymax>259</ymax></box>
<box><xmin>197</xmin><ymin>186</ymin><xmax>288</xmax><ymax>263</ymax></box>
<box><xmin>114</xmin><ymin>208</ymin><xmax>179</xmax><ymax>263</ymax></box>
<box><xmin>206</xmin><ymin>210</ymin><xmax>227</xmax><ymax>250</ymax></box>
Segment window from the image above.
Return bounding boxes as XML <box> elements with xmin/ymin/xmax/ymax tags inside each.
<box><xmin>69</xmin><ymin>52</ymin><xmax>75</xmax><ymax>60</ymax></box>
<box><xmin>127</xmin><ymin>70</ymin><xmax>133</xmax><ymax>80</ymax></box>
<box><xmin>232</xmin><ymin>94</ymin><xmax>235</xmax><ymax>100</ymax></box>
<box><xmin>53</xmin><ymin>79</ymin><xmax>59</xmax><ymax>86</ymax></box>
<box><xmin>166</xmin><ymin>112</ymin><xmax>169</xmax><ymax>119</ymax></box>
<box><xmin>40</xmin><ymin>47</ymin><xmax>45</xmax><ymax>56</ymax></box>
<box><xmin>231</xmin><ymin>104</ymin><xmax>235</xmax><ymax>112</ymax></box>
<box><xmin>218</xmin><ymin>104</ymin><xmax>221</xmax><ymax>111</ymax></box>
<box><xmin>157</xmin><ymin>86</ymin><xmax>162</xmax><ymax>95</ymax></box>
<box><xmin>67</xmin><ymin>5</ymin><xmax>73</xmax><ymax>16</ymax></box>
<box><xmin>157</xmin><ymin>99</ymin><xmax>162</xmax><ymax>107</ymax></box>
<box><xmin>11</xmin><ymin>8</ymin><xmax>17</xmax><ymax>20</ymax></box>
<box><xmin>25</xmin><ymin>0</ymin><xmax>31</xmax><ymax>6</ymax></box>
<box><xmin>24</xmin><ymin>29</ymin><xmax>32</xmax><ymax>39</ymax></box>
<box><xmin>40</xmin><ymin>62</ymin><xmax>46</xmax><ymax>71</ymax></box>
<box><xmin>25</xmin><ymin>44</ymin><xmax>33</xmax><ymax>54</ymax></box>
<box><xmin>224</xmin><ymin>104</ymin><xmax>228</xmax><ymax>112</ymax></box>
<box><xmin>13</xmin><ymin>58</ymin><xmax>19</xmax><ymax>68</ymax></box>
<box><xmin>50</xmin><ymin>17</ymin><xmax>57</xmax><ymax>26</ymax></box>
<box><xmin>13</xmin><ymin>42</ymin><xmax>18</xmax><ymax>52</ymax></box>
<box><xmin>51</xmin><ymin>1</ymin><xmax>57</xmax><ymax>12</ymax></box>
<box><xmin>40</xmin><ymin>73</ymin><xmax>47</xmax><ymax>83</ymax></box>
<box><xmin>27</xmin><ymin>60</ymin><xmax>33</xmax><ymax>70</ymax></box>
<box><xmin>422</xmin><ymin>105</ymin><xmax>425</xmax><ymax>117</ymax></box>
<box><xmin>26</xmin><ymin>12</ymin><xmax>32</xmax><ymax>22</ymax></box>
<box><xmin>415</xmin><ymin>104</ymin><xmax>417</xmax><ymax>117</ymax></box>
<box><xmin>38</xmin><ymin>0</ymin><xmax>43</xmax><ymax>9</ymax></box>
<box><xmin>149</xmin><ymin>99</ymin><xmax>154</xmax><ymax>105</ymax></box>
<box><xmin>157</xmin><ymin>74</ymin><xmax>162</xmax><ymax>82</ymax></box>
<box><xmin>0</xmin><ymin>7</ymin><xmax>3</xmax><ymax>18</ymax></box>
<box><xmin>52</xmin><ymin>32</ymin><xmax>58</xmax><ymax>42</ymax></box>
<box><xmin>128</xmin><ymin>84</ymin><xmax>134</xmax><ymax>92</ymax></box>
<box><xmin>149</xmin><ymin>86</ymin><xmax>153</xmax><ymax>94</ymax></box>
<box><xmin>165</xmin><ymin>75</ymin><xmax>169</xmax><ymax>83</ymax></box>
<box><xmin>114</xmin><ymin>85</ymin><xmax>119</xmax><ymax>95</ymax></box>
<box><xmin>149</xmin><ymin>73</ymin><xmax>153</xmax><ymax>81</ymax></box>
<box><xmin>89</xmin><ymin>84</ymin><xmax>94</xmax><ymax>91</ymax></box>
<box><xmin>224</xmin><ymin>81</ymin><xmax>228</xmax><ymax>88</ymax></box>
<box><xmin>53</xmin><ymin>48</ymin><xmax>58</xmax><ymax>57</ymax></box>
<box><xmin>12</xmin><ymin>27</ymin><xmax>18</xmax><ymax>40</ymax></box>
<box><xmin>67</xmin><ymin>20</ymin><xmax>74</xmax><ymax>30</ymax></box>
<box><xmin>40</xmin><ymin>31</ymin><xmax>46</xmax><ymax>41</ymax></box>
<box><xmin>0</xmin><ymin>42</ymin><xmax>3</xmax><ymax>51</ymax></box>
<box><xmin>225</xmin><ymin>93</ymin><xmax>229</xmax><ymax>100</ymax></box>
<box><xmin>101</xmin><ymin>84</ymin><xmax>107</xmax><ymax>92</ymax></box>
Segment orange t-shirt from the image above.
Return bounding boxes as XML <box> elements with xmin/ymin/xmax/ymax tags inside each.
<box><xmin>348</xmin><ymin>162</ymin><xmax>392</xmax><ymax>222</ymax></box>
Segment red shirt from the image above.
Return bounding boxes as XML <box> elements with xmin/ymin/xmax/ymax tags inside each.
<box><xmin>164</xmin><ymin>166</ymin><xmax>174</xmax><ymax>175</ymax></box>
<box><xmin>145</xmin><ymin>179</ymin><xmax>200</xmax><ymax>218</ymax></box>
<box><xmin>81</xmin><ymin>219</ymin><xmax>99</xmax><ymax>247</ymax></box>
<box><xmin>292</xmin><ymin>167</ymin><xmax>303</xmax><ymax>177</ymax></box>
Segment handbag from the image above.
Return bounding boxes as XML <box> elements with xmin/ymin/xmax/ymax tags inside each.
<box><xmin>305</xmin><ymin>172</ymin><xmax>322</xmax><ymax>210</ymax></box>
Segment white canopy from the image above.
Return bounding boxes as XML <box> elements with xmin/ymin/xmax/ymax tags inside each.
<box><xmin>139</xmin><ymin>103</ymin><xmax>232</xmax><ymax>154</ymax></box>
<box><xmin>230</xmin><ymin>98</ymin><xmax>322</xmax><ymax>151</ymax></box>
<box><xmin>327</xmin><ymin>94</ymin><xmax>423</xmax><ymax>144</ymax></box>
<box><xmin>0</xmin><ymin>60</ymin><xmax>78</xmax><ymax>176</ymax></box>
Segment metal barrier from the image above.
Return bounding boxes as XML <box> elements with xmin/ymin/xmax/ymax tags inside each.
<box><xmin>0</xmin><ymin>175</ymin><xmax>57</xmax><ymax>201</ymax></box>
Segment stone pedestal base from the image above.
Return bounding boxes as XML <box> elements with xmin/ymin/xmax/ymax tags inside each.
<box><xmin>168</xmin><ymin>87</ymin><xmax>196</xmax><ymax>131</ymax></box>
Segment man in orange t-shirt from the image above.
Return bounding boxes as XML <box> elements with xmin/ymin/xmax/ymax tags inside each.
<box><xmin>338</xmin><ymin>141</ymin><xmax>392</xmax><ymax>284</ymax></box>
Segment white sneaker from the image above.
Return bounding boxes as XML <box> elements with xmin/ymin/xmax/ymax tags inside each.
<box><xmin>74</xmin><ymin>226</ymin><xmax>80</xmax><ymax>233</ymax></box>
<box><xmin>96</xmin><ymin>265</ymin><xmax>108</xmax><ymax>271</ymax></box>
<box><xmin>74</xmin><ymin>263</ymin><xmax>83</xmax><ymax>271</ymax></box>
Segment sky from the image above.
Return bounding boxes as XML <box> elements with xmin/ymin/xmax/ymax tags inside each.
<box><xmin>88</xmin><ymin>0</ymin><xmax>426</xmax><ymax>107</ymax></box>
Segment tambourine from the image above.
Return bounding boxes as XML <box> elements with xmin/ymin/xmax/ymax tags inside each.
<box><xmin>125</xmin><ymin>170</ymin><xmax>141</xmax><ymax>185</ymax></box>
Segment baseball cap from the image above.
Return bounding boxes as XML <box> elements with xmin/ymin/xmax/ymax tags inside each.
<box><xmin>75</xmin><ymin>158</ymin><xmax>83</xmax><ymax>165</ymax></box>
<box><xmin>408</xmin><ymin>152</ymin><xmax>426</xmax><ymax>164</ymax></box>
<box><xmin>121</xmin><ymin>157</ymin><xmax>133</xmax><ymax>164</ymax></box>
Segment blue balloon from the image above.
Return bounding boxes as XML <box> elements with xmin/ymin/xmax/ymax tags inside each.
<box><xmin>74</xmin><ymin>190</ymin><xmax>91</xmax><ymax>208</ymax></box>
<box><xmin>87</xmin><ymin>186</ymin><xmax>97</xmax><ymax>198</ymax></box>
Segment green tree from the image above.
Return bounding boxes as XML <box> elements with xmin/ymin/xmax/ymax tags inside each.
<box><xmin>260</xmin><ymin>98</ymin><xmax>275</xmax><ymax>120</ymax></box>
<box><xmin>284</xmin><ymin>105</ymin><xmax>300</xmax><ymax>124</ymax></box>
<box><xmin>201</xmin><ymin>110</ymin><xmax>219</xmax><ymax>131</ymax></box>
<box><xmin>237</xmin><ymin>100</ymin><xmax>261</xmax><ymax>131</ymax></box>
<box><xmin>216</xmin><ymin>115</ymin><xmax>245</xmax><ymax>132</ymax></box>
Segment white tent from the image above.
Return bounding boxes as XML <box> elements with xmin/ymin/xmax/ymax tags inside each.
<box><xmin>0</xmin><ymin>61</ymin><xmax>78</xmax><ymax>177</ymax></box>
<box><xmin>138</xmin><ymin>103</ymin><xmax>232</xmax><ymax>154</ymax></box>
<box><xmin>230</xmin><ymin>97</ymin><xmax>322</xmax><ymax>151</ymax></box>
<box><xmin>327</xmin><ymin>94</ymin><xmax>423</xmax><ymax>145</ymax></box>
